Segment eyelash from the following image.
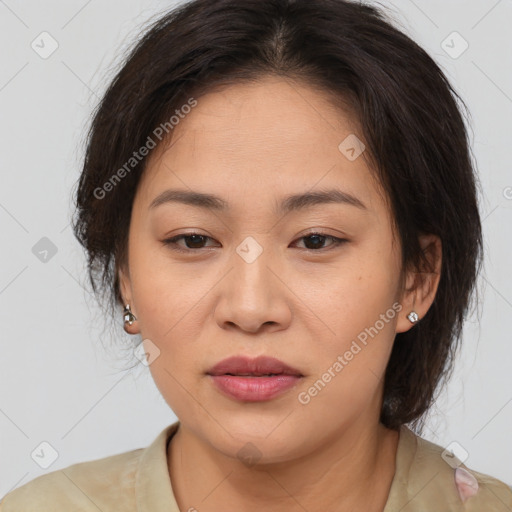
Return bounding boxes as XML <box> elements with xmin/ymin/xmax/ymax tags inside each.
<box><xmin>162</xmin><ymin>232</ymin><xmax>348</xmax><ymax>253</ymax></box>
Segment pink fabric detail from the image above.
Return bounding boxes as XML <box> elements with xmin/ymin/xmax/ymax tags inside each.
<box><xmin>454</xmin><ymin>467</ymin><xmax>479</xmax><ymax>503</ymax></box>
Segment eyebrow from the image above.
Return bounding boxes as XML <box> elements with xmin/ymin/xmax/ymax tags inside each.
<box><xmin>149</xmin><ymin>188</ymin><xmax>367</xmax><ymax>215</ymax></box>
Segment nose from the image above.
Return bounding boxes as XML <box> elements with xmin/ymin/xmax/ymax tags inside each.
<box><xmin>213</xmin><ymin>244</ymin><xmax>293</xmax><ymax>334</ymax></box>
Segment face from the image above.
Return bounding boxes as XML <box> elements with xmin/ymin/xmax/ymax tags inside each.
<box><xmin>119</xmin><ymin>76</ymin><xmax>429</xmax><ymax>463</ymax></box>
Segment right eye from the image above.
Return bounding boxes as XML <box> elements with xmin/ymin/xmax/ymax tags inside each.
<box><xmin>162</xmin><ymin>233</ymin><xmax>219</xmax><ymax>252</ymax></box>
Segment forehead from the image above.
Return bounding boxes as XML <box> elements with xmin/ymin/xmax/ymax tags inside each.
<box><xmin>135</xmin><ymin>76</ymin><xmax>383</xmax><ymax>216</ymax></box>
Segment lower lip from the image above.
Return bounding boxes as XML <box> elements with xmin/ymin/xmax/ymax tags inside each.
<box><xmin>208</xmin><ymin>374</ymin><xmax>302</xmax><ymax>402</ymax></box>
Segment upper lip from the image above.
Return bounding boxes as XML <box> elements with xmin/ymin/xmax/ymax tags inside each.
<box><xmin>207</xmin><ymin>356</ymin><xmax>303</xmax><ymax>377</ymax></box>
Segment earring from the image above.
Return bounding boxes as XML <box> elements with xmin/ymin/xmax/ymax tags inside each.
<box><xmin>123</xmin><ymin>303</ymin><xmax>137</xmax><ymax>327</ymax></box>
<box><xmin>407</xmin><ymin>311</ymin><xmax>419</xmax><ymax>323</ymax></box>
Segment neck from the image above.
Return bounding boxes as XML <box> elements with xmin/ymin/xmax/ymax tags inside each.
<box><xmin>167</xmin><ymin>417</ymin><xmax>399</xmax><ymax>512</ymax></box>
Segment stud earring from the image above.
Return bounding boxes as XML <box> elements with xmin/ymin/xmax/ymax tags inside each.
<box><xmin>407</xmin><ymin>311</ymin><xmax>419</xmax><ymax>323</ymax></box>
<box><xmin>123</xmin><ymin>303</ymin><xmax>137</xmax><ymax>327</ymax></box>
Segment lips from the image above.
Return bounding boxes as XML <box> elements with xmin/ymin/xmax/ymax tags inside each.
<box><xmin>206</xmin><ymin>355</ymin><xmax>303</xmax><ymax>377</ymax></box>
<box><xmin>206</xmin><ymin>355</ymin><xmax>303</xmax><ymax>402</ymax></box>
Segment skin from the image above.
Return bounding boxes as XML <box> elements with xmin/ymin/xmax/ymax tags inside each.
<box><xmin>119</xmin><ymin>76</ymin><xmax>442</xmax><ymax>511</ymax></box>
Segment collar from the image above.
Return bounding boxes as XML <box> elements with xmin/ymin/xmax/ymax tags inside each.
<box><xmin>134</xmin><ymin>421</ymin><xmax>464</xmax><ymax>511</ymax></box>
<box><xmin>135</xmin><ymin>421</ymin><xmax>181</xmax><ymax>512</ymax></box>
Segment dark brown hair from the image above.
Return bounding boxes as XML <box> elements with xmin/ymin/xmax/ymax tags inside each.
<box><xmin>71</xmin><ymin>0</ymin><xmax>483</xmax><ymax>430</ymax></box>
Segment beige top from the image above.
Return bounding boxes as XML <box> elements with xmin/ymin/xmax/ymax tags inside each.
<box><xmin>2</xmin><ymin>421</ymin><xmax>511</xmax><ymax>511</ymax></box>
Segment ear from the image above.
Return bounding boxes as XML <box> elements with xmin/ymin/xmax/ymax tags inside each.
<box><xmin>118</xmin><ymin>264</ymin><xmax>140</xmax><ymax>335</ymax></box>
<box><xmin>395</xmin><ymin>233</ymin><xmax>442</xmax><ymax>333</ymax></box>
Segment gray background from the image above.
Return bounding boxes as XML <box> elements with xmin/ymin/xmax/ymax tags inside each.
<box><xmin>1</xmin><ymin>0</ymin><xmax>511</xmax><ymax>496</ymax></box>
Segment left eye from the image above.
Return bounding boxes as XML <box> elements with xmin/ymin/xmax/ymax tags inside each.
<box><xmin>162</xmin><ymin>233</ymin><xmax>347</xmax><ymax>252</ymax></box>
<box><xmin>293</xmin><ymin>233</ymin><xmax>347</xmax><ymax>251</ymax></box>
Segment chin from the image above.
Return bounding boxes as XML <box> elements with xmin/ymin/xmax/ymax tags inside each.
<box><xmin>199</xmin><ymin>414</ymin><xmax>308</xmax><ymax>464</ymax></box>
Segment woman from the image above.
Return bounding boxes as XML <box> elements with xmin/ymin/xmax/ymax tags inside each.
<box><xmin>2</xmin><ymin>0</ymin><xmax>511</xmax><ymax>510</ymax></box>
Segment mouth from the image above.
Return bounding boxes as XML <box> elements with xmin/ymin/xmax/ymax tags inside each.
<box><xmin>206</xmin><ymin>355</ymin><xmax>303</xmax><ymax>378</ymax></box>
<box><xmin>206</xmin><ymin>356</ymin><xmax>303</xmax><ymax>402</ymax></box>
<box><xmin>222</xmin><ymin>373</ymin><xmax>289</xmax><ymax>377</ymax></box>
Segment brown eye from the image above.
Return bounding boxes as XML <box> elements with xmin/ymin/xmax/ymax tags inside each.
<box><xmin>162</xmin><ymin>232</ymin><xmax>348</xmax><ymax>253</ymax></box>
<box><xmin>162</xmin><ymin>234</ymin><xmax>218</xmax><ymax>252</ymax></box>
<box><xmin>293</xmin><ymin>233</ymin><xmax>348</xmax><ymax>251</ymax></box>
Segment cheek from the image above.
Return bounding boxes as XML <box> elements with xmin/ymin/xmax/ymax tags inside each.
<box><xmin>146</xmin><ymin>356</ymin><xmax>203</xmax><ymax>427</ymax></box>
<box><xmin>294</xmin><ymin>248</ymin><xmax>400</xmax><ymax>412</ymax></box>
<box><xmin>301</xmin><ymin>249</ymin><xmax>399</xmax><ymax>347</ymax></box>
<box><xmin>128</xmin><ymin>244</ymin><xmax>213</xmax><ymax>337</ymax></box>
<box><xmin>298</xmin><ymin>300</ymin><xmax>398</xmax><ymax>421</ymax></box>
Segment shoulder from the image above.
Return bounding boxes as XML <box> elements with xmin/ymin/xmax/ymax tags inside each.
<box><xmin>391</xmin><ymin>426</ymin><xmax>512</xmax><ymax>511</ymax></box>
<box><xmin>0</xmin><ymin>447</ymin><xmax>143</xmax><ymax>512</ymax></box>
